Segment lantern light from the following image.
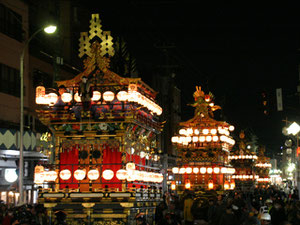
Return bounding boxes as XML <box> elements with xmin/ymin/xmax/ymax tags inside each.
<box><xmin>172</xmin><ymin>167</ymin><xmax>179</xmax><ymax>174</ymax></box>
<box><xmin>212</xmin><ymin>136</ymin><xmax>219</xmax><ymax>142</ymax></box>
<box><xmin>61</xmin><ymin>93</ymin><xmax>72</xmax><ymax>103</ymax></box>
<box><xmin>44</xmin><ymin>170</ymin><xmax>58</xmax><ymax>182</ymax></box>
<box><xmin>179</xmin><ymin>168</ymin><xmax>186</xmax><ymax>174</ymax></box>
<box><xmin>194</xmin><ymin>129</ymin><xmax>200</xmax><ymax>135</ymax></box>
<box><xmin>102</xmin><ymin>169</ymin><xmax>114</xmax><ymax>180</ymax></box>
<box><xmin>206</xmin><ymin>136</ymin><xmax>212</xmax><ymax>142</ymax></box>
<box><xmin>193</xmin><ymin>167</ymin><xmax>199</xmax><ymax>174</ymax></box>
<box><xmin>207</xmin><ymin>167</ymin><xmax>213</xmax><ymax>174</ymax></box>
<box><xmin>202</xmin><ymin>129</ymin><xmax>209</xmax><ymax>135</ymax></box>
<box><xmin>179</xmin><ymin>129</ymin><xmax>186</xmax><ymax>135</ymax></box>
<box><xmin>186</xmin><ymin>167</ymin><xmax>192</xmax><ymax>174</ymax></box>
<box><xmin>59</xmin><ymin>169</ymin><xmax>72</xmax><ymax>180</ymax></box>
<box><xmin>229</xmin><ymin>125</ymin><xmax>235</xmax><ymax>131</ymax></box>
<box><xmin>103</xmin><ymin>91</ymin><xmax>115</xmax><ymax>101</ymax></box>
<box><xmin>199</xmin><ymin>136</ymin><xmax>205</xmax><ymax>142</ymax></box>
<box><xmin>185</xmin><ymin>179</ymin><xmax>191</xmax><ymax>189</ymax></box>
<box><xmin>74</xmin><ymin>169</ymin><xmax>86</xmax><ymax>181</ymax></box>
<box><xmin>171</xmin><ymin>181</ymin><xmax>176</xmax><ymax>190</ymax></box>
<box><xmin>116</xmin><ymin>91</ymin><xmax>128</xmax><ymax>101</ymax></box>
<box><xmin>116</xmin><ymin>169</ymin><xmax>128</xmax><ymax>180</ymax></box>
<box><xmin>200</xmin><ymin>167</ymin><xmax>206</xmax><ymax>174</ymax></box>
<box><xmin>35</xmin><ymin>86</ymin><xmax>46</xmax><ymax>104</ymax></box>
<box><xmin>192</xmin><ymin>136</ymin><xmax>199</xmax><ymax>142</ymax></box>
<box><xmin>92</xmin><ymin>91</ymin><xmax>101</xmax><ymax>101</ymax></box>
<box><xmin>213</xmin><ymin>167</ymin><xmax>220</xmax><ymax>174</ymax></box>
<box><xmin>171</xmin><ymin>136</ymin><xmax>179</xmax><ymax>143</ymax></box>
<box><xmin>126</xmin><ymin>162</ymin><xmax>136</xmax><ymax>171</ymax></box>
<box><xmin>87</xmin><ymin>169</ymin><xmax>100</xmax><ymax>180</ymax></box>
<box><xmin>74</xmin><ymin>92</ymin><xmax>81</xmax><ymax>102</ymax></box>
<box><xmin>208</xmin><ymin>180</ymin><xmax>214</xmax><ymax>190</ymax></box>
<box><xmin>47</xmin><ymin>93</ymin><xmax>58</xmax><ymax>106</ymax></box>
<box><xmin>224</xmin><ymin>180</ymin><xmax>230</xmax><ymax>190</ymax></box>
<box><xmin>5</xmin><ymin>169</ymin><xmax>18</xmax><ymax>183</ymax></box>
<box><xmin>210</xmin><ymin>129</ymin><xmax>217</xmax><ymax>135</ymax></box>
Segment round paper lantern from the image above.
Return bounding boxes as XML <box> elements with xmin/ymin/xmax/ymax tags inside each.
<box><xmin>92</xmin><ymin>91</ymin><xmax>101</xmax><ymax>101</ymax></box>
<box><xmin>74</xmin><ymin>169</ymin><xmax>86</xmax><ymax>181</ymax></box>
<box><xmin>127</xmin><ymin>170</ymin><xmax>137</xmax><ymax>182</ymax></box>
<box><xmin>186</xmin><ymin>167</ymin><xmax>192</xmax><ymax>174</ymax></box>
<box><xmin>103</xmin><ymin>91</ymin><xmax>115</xmax><ymax>101</ymax></box>
<box><xmin>87</xmin><ymin>169</ymin><xmax>100</xmax><ymax>180</ymax></box>
<box><xmin>117</xmin><ymin>91</ymin><xmax>128</xmax><ymax>101</ymax></box>
<box><xmin>172</xmin><ymin>167</ymin><xmax>179</xmax><ymax>174</ymax></box>
<box><xmin>5</xmin><ymin>169</ymin><xmax>18</xmax><ymax>183</ymax></box>
<box><xmin>45</xmin><ymin>170</ymin><xmax>58</xmax><ymax>182</ymax></box>
<box><xmin>179</xmin><ymin>168</ymin><xmax>186</xmax><ymax>174</ymax></box>
<box><xmin>116</xmin><ymin>169</ymin><xmax>128</xmax><ymax>180</ymax></box>
<box><xmin>126</xmin><ymin>162</ymin><xmax>136</xmax><ymax>171</ymax></box>
<box><xmin>47</xmin><ymin>93</ymin><xmax>58</xmax><ymax>106</ymax></box>
<box><xmin>185</xmin><ymin>179</ymin><xmax>191</xmax><ymax>189</ymax></box>
<box><xmin>213</xmin><ymin>167</ymin><xmax>220</xmax><ymax>174</ymax></box>
<box><xmin>207</xmin><ymin>167</ymin><xmax>213</xmax><ymax>174</ymax></box>
<box><xmin>171</xmin><ymin>181</ymin><xmax>176</xmax><ymax>190</ymax></box>
<box><xmin>61</xmin><ymin>93</ymin><xmax>72</xmax><ymax>103</ymax></box>
<box><xmin>193</xmin><ymin>167</ymin><xmax>199</xmax><ymax>174</ymax></box>
<box><xmin>36</xmin><ymin>86</ymin><xmax>46</xmax><ymax>104</ymax></box>
<box><xmin>102</xmin><ymin>169</ymin><xmax>114</xmax><ymax>180</ymax></box>
<box><xmin>59</xmin><ymin>169</ymin><xmax>71</xmax><ymax>180</ymax></box>
<box><xmin>200</xmin><ymin>167</ymin><xmax>206</xmax><ymax>174</ymax></box>
<box><xmin>224</xmin><ymin>180</ymin><xmax>230</xmax><ymax>190</ymax></box>
<box><xmin>74</xmin><ymin>92</ymin><xmax>81</xmax><ymax>102</ymax></box>
<box><xmin>157</xmin><ymin>173</ymin><xmax>164</xmax><ymax>183</ymax></box>
<box><xmin>208</xmin><ymin>180</ymin><xmax>214</xmax><ymax>190</ymax></box>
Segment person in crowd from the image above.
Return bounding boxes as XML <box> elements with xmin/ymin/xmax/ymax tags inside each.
<box><xmin>260</xmin><ymin>212</ymin><xmax>271</xmax><ymax>225</ymax></box>
<box><xmin>269</xmin><ymin>200</ymin><xmax>286</xmax><ymax>225</ymax></box>
<box><xmin>184</xmin><ymin>191</ymin><xmax>194</xmax><ymax>225</ymax></box>
<box><xmin>218</xmin><ymin>204</ymin><xmax>238</xmax><ymax>225</ymax></box>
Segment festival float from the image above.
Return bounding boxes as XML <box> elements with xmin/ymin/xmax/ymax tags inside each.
<box><xmin>229</xmin><ymin>131</ymin><xmax>258</xmax><ymax>191</ymax></box>
<box><xmin>255</xmin><ymin>146</ymin><xmax>271</xmax><ymax>187</ymax></box>
<box><xmin>170</xmin><ymin>86</ymin><xmax>236</xmax><ymax>192</ymax></box>
<box><xmin>34</xmin><ymin>14</ymin><xmax>163</xmax><ymax>225</ymax></box>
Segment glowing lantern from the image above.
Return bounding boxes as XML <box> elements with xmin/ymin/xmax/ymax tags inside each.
<box><xmin>157</xmin><ymin>173</ymin><xmax>164</xmax><ymax>183</ymax></box>
<box><xmin>171</xmin><ymin>136</ymin><xmax>178</xmax><ymax>143</ymax></box>
<box><xmin>204</xmin><ymin>95</ymin><xmax>211</xmax><ymax>102</ymax></box>
<box><xmin>230</xmin><ymin>179</ymin><xmax>235</xmax><ymax>190</ymax></box>
<box><xmin>212</xmin><ymin>136</ymin><xmax>219</xmax><ymax>142</ymax></box>
<box><xmin>35</xmin><ymin>86</ymin><xmax>46</xmax><ymax>104</ymax></box>
<box><xmin>172</xmin><ymin>167</ymin><xmax>179</xmax><ymax>174</ymax></box>
<box><xmin>207</xmin><ymin>167</ymin><xmax>213</xmax><ymax>174</ymax></box>
<box><xmin>210</xmin><ymin>129</ymin><xmax>217</xmax><ymax>135</ymax></box>
<box><xmin>74</xmin><ymin>169</ymin><xmax>86</xmax><ymax>181</ymax></box>
<box><xmin>199</xmin><ymin>136</ymin><xmax>205</xmax><ymax>142</ymax></box>
<box><xmin>213</xmin><ymin>167</ymin><xmax>220</xmax><ymax>174</ymax></box>
<box><xmin>208</xmin><ymin>180</ymin><xmax>214</xmax><ymax>190</ymax></box>
<box><xmin>186</xmin><ymin>167</ymin><xmax>192</xmax><ymax>174</ymax></box>
<box><xmin>179</xmin><ymin>129</ymin><xmax>186</xmax><ymax>135</ymax></box>
<box><xmin>59</xmin><ymin>169</ymin><xmax>72</xmax><ymax>180</ymax></box>
<box><xmin>117</xmin><ymin>91</ymin><xmax>128</xmax><ymax>101</ymax></box>
<box><xmin>103</xmin><ymin>91</ymin><xmax>115</xmax><ymax>101</ymax></box>
<box><xmin>126</xmin><ymin>162</ymin><xmax>136</xmax><ymax>171</ymax></box>
<box><xmin>102</xmin><ymin>169</ymin><xmax>114</xmax><ymax>180</ymax></box>
<box><xmin>74</xmin><ymin>92</ymin><xmax>81</xmax><ymax>102</ymax></box>
<box><xmin>116</xmin><ymin>169</ymin><xmax>127</xmax><ymax>180</ymax></box>
<box><xmin>34</xmin><ymin>165</ymin><xmax>44</xmax><ymax>184</ymax></box>
<box><xmin>185</xmin><ymin>179</ymin><xmax>191</xmax><ymax>189</ymax></box>
<box><xmin>61</xmin><ymin>93</ymin><xmax>72</xmax><ymax>103</ymax></box>
<box><xmin>200</xmin><ymin>167</ymin><xmax>206</xmax><ymax>174</ymax></box>
<box><xmin>140</xmin><ymin>151</ymin><xmax>146</xmax><ymax>158</ymax></box>
<box><xmin>221</xmin><ymin>167</ymin><xmax>228</xmax><ymax>174</ymax></box>
<box><xmin>92</xmin><ymin>91</ymin><xmax>101</xmax><ymax>101</ymax></box>
<box><xmin>224</xmin><ymin>180</ymin><xmax>229</xmax><ymax>190</ymax></box>
<box><xmin>5</xmin><ymin>169</ymin><xmax>18</xmax><ymax>183</ymax></box>
<box><xmin>171</xmin><ymin>181</ymin><xmax>176</xmax><ymax>190</ymax></box>
<box><xmin>179</xmin><ymin>168</ymin><xmax>186</xmax><ymax>174</ymax></box>
<box><xmin>87</xmin><ymin>169</ymin><xmax>100</xmax><ymax>180</ymax></box>
<box><xmin>202</xmin><ymin>129</ymin><xmax>209</xmax><ymax>135</ymax></box>
<box><xmin>193</xmin><ymin>167</ymin><xmax>199</xmax><ymax>174</ymax></box>
<box><xmin>127</xmin><ymin>170</ymin><xmax>137</xmax><ymax>182</ymax></box>
<box><xmin>206</xmin><ymin>136</ymin><xmax>212</xmax><ymax>142</ymax></box>
<box><xmin>47</xmin><ymin>93</ymin><xmax>58</xmax><ymax>106</ymax></box>
<box><xmin>229</xmin><ymin>125</ymin><xmax>235</xmax><ymax>131</ymax></box>
<box><xmin>45</xmin><ymin>170</ymin><xmax>58</xmax><ymax>182</ymax></box>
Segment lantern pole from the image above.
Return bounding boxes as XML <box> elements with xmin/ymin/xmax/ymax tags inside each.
<box><xmin>19</xmin><ymin>25</ymin><xmax>57</xmax><ymax>204</ymax></box>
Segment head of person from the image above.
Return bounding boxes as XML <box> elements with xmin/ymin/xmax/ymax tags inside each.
<box><xmin>82</xmin><ymin>76</ymin><xmax>88</xmax><ymax>83</ymax></box>
<box><xmin>260</xmin><ymin>213</ymin><xmax>271</xmax><ymax>225</ymax></box>
<box><xmin>58</xmin><ymin>85</ymin><xmax>66</xmax><ymax>96</ymax></box>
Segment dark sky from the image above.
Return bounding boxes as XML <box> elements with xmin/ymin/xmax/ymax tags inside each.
<box><xmin>86</xmin><ymin>1</ymin><xmax>300</xmax><ymax>156</ymax></box>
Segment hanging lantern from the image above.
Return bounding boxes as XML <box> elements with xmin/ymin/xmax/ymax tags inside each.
<box><xmin>179</xmin><ymin>168</ymin><xmax>186</xmax><ymax>174</ymax></box>
<box><xmin>207</xmin><ymin>167</ymin><xmax>213</xmax><ymax>174</ymax></box>
<box><xmin>193</xmin><ymin>167</ymin><xmax>199</xmax><ymax>174</ymax></box>
<box><xmin>61</xmin><ymin>93</ymin><xmax>72</xmax><ymax>103</ymax></box>
<box><xmin>213</xmin><ymin>167</ymin><xmax>220</xmax><ymax>174</ymax></box>
<box><xmin>47</xmin><ymin>93</ymin><xmax>58</xmax><ymax>106</ymax></box>
<box><xmin>35</xmin><ymin>86</ymin><xmax>46</xmax><ymax>104</ymax></box>
<box><xmin>59</xmin><ymin>169</ymin><xmax>72</xmax><ymax>180</ymax></box>
<box><xmin>157</xmin><ymin>173</ymin><xmax>164</xmax><ymax>183</ymax></box>
<box><xmin>224</xmin><ymin>180</ymin><xmax>230</xmax><ymax>190</ymax></box>
<box><xmin>92</xmin><ymin>91</ymin><xmax>101</xmax><ymax>101</ymax></box>
<box><xmin>186</xmin><ymin>167</ymin><xmax>192</xmax><ymax>174</ymax></box>
<box><xmin>229</xmin><ymin>125</ymin><xmax>235</xmax><ymax>131</ymax></box>
<box><xmin>117</xmin><ymin>91</ymin><xmax>128</xmax><ymax>101</ymax></box>
<box><xmin>200</xmin><ymin>167</ymin><xmax>206</xmax><ymax>174</ymax></box>
<box><xmin>127</xmin><ymin>170</ymin><xmax>137</xmax><ymax>182</ymax></box>
<box><xmin>126</xmin><ymin>162</ymin><xmax>136</xmax><ymax>171</ymax></box>
<box><xmin>87</xmin><ymin>169</ymin><xmax>100</xmax><ymax>180</ymax></box>
<box><xmin>103</xmin><ymin>91</ymin><xmax>115</xmax><ymax>101</ymax></box>
<box><xmin>74</xmin><ymin>92</ymin><xmax>81</xmax><ymax>102</ymax></box>
<box><xmin>74</xmin><ymin>169</ymin><xmax>86</xmax><ymax>181</ymax></box>
<box><xmin>102</xmin><ymin>169</ymin><xmax>114</xmax><ymax>180</ymax></box>
<box><xmin>172</xmin><ymin>167</ymin><xmax>179</xmax><ymax>174</ymax></box>
<box><xmin>171</xmin><ymin>181</ymin><xmax>176</xmax><ymax>190</ymax></box>
<box><xmin>34</xmin><ymin>165</ymin><xmax>44</xmax><ymax>184</ymax></box>
<box><xmin>44</xmin><ymin>170</ymin><xmax>58</xmax><ymax>182</ymax></box>
<box><xmin>208</xmin><ymin>180</ymin><xmax>214</xmax><ymax>190</ymax></box>
<box><xmin>185</xmin><ymin>179</ymin><xmax>191</xmax><ymax>189</ymax></box>
<box><xmin>230</xmin><ymin>180</ymin><xmax>236</xmax><ymax>189</ymax></box>
<box><xmin>116</xmin><ymin>169</ymin><xmax>128</xmax><ymax>180</ymax></box>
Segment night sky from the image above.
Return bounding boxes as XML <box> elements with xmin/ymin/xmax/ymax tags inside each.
<box><xmin>86</xmin><ymin>1</ymin><xmax>300</xmax><ymax>156</ymax></box>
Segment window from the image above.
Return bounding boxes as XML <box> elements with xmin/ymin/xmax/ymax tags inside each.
<box><xmin>0</xmin><ymin>63</ymin><xmax>20</xmax><ymax>97</ymax></box>
<box><xmin>0</xmin><ymin>3</ymin><xmax>23</xmax><ymax>42</ymax></box>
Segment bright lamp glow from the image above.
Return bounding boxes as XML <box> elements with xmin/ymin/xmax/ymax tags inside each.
<box><xmin>5</xmin><ymin>169</ymin><xmax>18</xmax><ymax>183</ymax></box>
<box><xmin>287</xmin><ymin>122</ymin><xmax>300</xmax><ymax>135</ymax></box>
<box><xmin>44</xmin><ymin>25</ymin><xmax>57</xmax><ymax>34</ymax></box>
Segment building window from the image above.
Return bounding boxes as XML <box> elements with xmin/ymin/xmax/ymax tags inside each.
<box><xmin>0</xmin><ymin>63</ymin><xmax>20</xmax><ymax>97</ymax></box>
<box><xmin>0</xmin><ymin>3</ymin><xmax>23</xmax><ymax>42</ymax></box>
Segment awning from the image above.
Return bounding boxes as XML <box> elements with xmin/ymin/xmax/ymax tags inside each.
<box><xmin>0</xmin><ymin>160</ymin><xmax>17</xmax><ymax>168</ymax></box>
<box><xmin>0</xmin><ymin>150</ymin><xmax>48</xmax><ymax>160</ymax></box>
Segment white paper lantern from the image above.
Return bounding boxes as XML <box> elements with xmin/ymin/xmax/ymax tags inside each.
<box><xmin>126</xmin><ymin>162</ymin><xmax>136</xmax><ymax>171</ymax></box>
<box><xmin>5</xmin><ymin>169</ymin><xmax>18</xmax><ymax>183</ymax></box>
<box><xmin>59</xmin><ymin>169</ymin><xmax>72</xmax><ymax>180</ymax></box>
<box><xmin>87</xmin><ymin>169</ymin><xmax>100</xmax><ymax>180</ymax></box>
<box><xmin>102</xmin><ymin>169</ymin><xmax>114</xmax><ymax>180</ymax></box>
<box><xmin>74</xmin><ymin>169</ymin><xmax>86</xmax><ymax>181</ymax></box>
<box><xmin>74</xmin><ymin>92</ymin><xmax>81</xmax><ymax>102</ymax></box>
<box><xmin>116</xmin><ymin>91</ymin><xmax>128</xmax><ymax>101</ymax></box>
<box><xmin>103</xmin><ymin>91</ymin><xmax>115</xmax><ymax>101</ymax></box>
<box><xmin>92</xmin><ymin>91</ymin><xmax>101</xmax><ymax>101</ymax></box>
<box><xmin>61</xmin><ymin>93</ymin><xmax>72</xmax><ymax>103</ymax></box>
<box><xmin>47</xmin><ymin>93</ymin><xmax>58</xmax><ymax>106</ymax></box>
<box><xmin>116</xmin><ymin>169</ymin><xmax>128</xmax><ymax>180</ymax></box>
<box><xmin>44</xmin><ymin>170</ymin><xmax>58</xmax><ymax>182</ymax></box>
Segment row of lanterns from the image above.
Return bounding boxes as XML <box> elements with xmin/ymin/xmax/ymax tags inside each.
<box><xmin>228</xmin><ymin>155</ymin><xmax>258</xmax><ymax>160</ymax></box>
<box><xmin>255</xmin><ymin>163</ymin><xmax>272</xmax><ymax>168</ymax></box>
<box><xmin>35</xmin><ymin>85</ymin><xmax>162</xmax><ymax>115</ymax></box>
<box><xmin>34</xmin><ymin>163</ymin><xmax>164</xmax><ymax>184</ymax></box>
<box><xmin>171</xmin><ymin>135</ymin><xmax>235</xmax><ymax>145</ymax></box>
<box><xmin>231</xmin><ymin>175</ymin><xmax>259</xmax><ymax>180</ymax></box>
<box><xmin>171</xmin><ymin>166</ymin><xmax>236</xmax><ymax>175</ymax></box>
<box><xmin>177</xmin><ymin>126</ymin><xmax>234</xmax><ymax>137</ymax></box>
<box><xmin>171</xmin><ymin>179</ymin><xmax>235</xmax><ymax>190</ymax></box>
<box><xmin>257</xmin><ymin>177</ymin><xmax>271</xmax><ymax>182</ymax></box>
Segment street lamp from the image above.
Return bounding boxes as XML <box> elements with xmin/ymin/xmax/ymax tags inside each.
<box><xmin>19</xmin><ymin>24</ymin><xmax>57</xmax><ymax>204</ymax></box>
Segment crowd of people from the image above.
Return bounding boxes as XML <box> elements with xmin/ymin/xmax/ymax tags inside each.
<box><xmin>154</xmin><ymin>186</ymin><xmax>300</xmax><ymax>225</ymax></box>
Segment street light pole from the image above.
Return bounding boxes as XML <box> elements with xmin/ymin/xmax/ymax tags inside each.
<box><xmin>19</xmin><ymin>26</ymin><xmax>56</xmax><ymax>204</ymax></box>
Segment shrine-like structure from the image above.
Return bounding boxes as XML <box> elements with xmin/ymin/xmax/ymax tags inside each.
<box><xmin>255</xmin><ymin>146</ymin><xmax>271</xmax><ymax>186</ymax></box>
<box><xmin>170</xmin><ymin>87</ymin><xmax>236</xmax><ymax>191</ymax></box>
<box><xmin>34</xmin><ymin>14</ymin><xmax>163</xmax><ymax>225</ymax></box>
<box><xmin>229</xmin><ymin>131</ymin><xmax>258</xmax><ymax>191</ymax></box>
